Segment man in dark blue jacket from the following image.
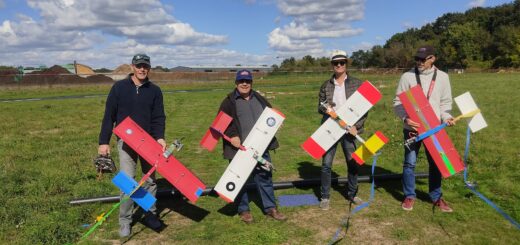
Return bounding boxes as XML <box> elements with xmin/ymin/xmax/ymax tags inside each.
<box><xmin>98</xmin><ymin>54</ymin><xmax>166</xmax><ymax>237</ymax></box>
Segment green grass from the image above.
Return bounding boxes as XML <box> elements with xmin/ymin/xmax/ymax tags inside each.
<box><xmin>0</xmin><ymin>72</ymin><xmax>519</xmax><ymax>244</ymax></box>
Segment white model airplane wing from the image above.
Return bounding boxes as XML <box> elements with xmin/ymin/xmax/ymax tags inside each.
<box><xmin>213</xmin><ymin>107</ymin><xmax>285</xmax><ymax>202</ymax></box>
<box><xmin>302</xmin><ymin>81</ymin><xmax>382</xmax><ymax>159</ymax></box>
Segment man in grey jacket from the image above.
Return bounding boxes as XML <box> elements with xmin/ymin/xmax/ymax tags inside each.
<box><xmin>318</xmin><ymin>50</ymin><xmax>367</xmax><ymax>210</ymax></box>
<box><xmin>393</xmin><ymin>45</ymin><xmax>455</xmax><ymax>213</ymax></box>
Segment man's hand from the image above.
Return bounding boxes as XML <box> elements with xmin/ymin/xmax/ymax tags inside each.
<box><xmin>444</xmin><ymin>118</ymin><xmax>456</xmax><ymax>127</ymax></box>
<box><xmin>230</xmin><ymin>136</ymin><xmax>242</xmax><ymax>149</ymax></box>
<box><xmin>157</xmin><ymin>138</ymin><xmax>167</xmax><ymax>151</ymax></box>
<box><xmin>98</xmin><ymin>144</ymin><xmax>110</xmax><ymax>155</ymax></box>
<box><xmin>347</xmin><ymin>126</ymin><xmax>358</xmax><ymax>136</ymax></box>
<box><xmin>405</xmin><ymin>118</ymin><xmax>421</xmax><ymax>131</ymax></box>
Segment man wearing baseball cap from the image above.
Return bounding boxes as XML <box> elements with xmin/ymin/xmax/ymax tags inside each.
<box><xmin>393</xmin><ymin>45</ymin><xmax>455</xmax><ymax>213</ymax></box>
<box><xmin>216</xmin><ymin>69</ymin><xmax>287</xmax><ymax>224</ymax></box>
<box><xmin>317</xmin><ymin>50</ymin><xmax>368</xmax><ymax>210</ymax></box>
<box><xmin>98</xmin><ymin>53</ymin><xmax>166</xmax><ymax>237</ymax></box>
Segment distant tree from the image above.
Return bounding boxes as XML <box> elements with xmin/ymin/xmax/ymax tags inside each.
<box><xmin>351</xmin><ymin>50</ymin><xmax>370</xmax><ymax>68</ymax></box>
<box><xmin>280</xmin><ymin>57</ymin><xmax>296</xmax><ymax>70</ymax></box>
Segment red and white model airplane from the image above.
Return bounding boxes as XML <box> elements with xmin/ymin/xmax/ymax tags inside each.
<box><xmin>301</xmin><ymin>81</ymin><xmax>386</xmax><ymax>164</ymax></box>
<box><xmin>200</xmin><ymin>107</ymin><xmax>285</xmax><ymax>202</ymax></box>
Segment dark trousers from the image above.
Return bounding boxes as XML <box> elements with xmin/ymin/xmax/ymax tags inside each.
<box><xmin>236</xmin><ymin>152</ymin><xmax>277</xmax><ymax>213</ymax></box>
<box><xmin>321</xmin><ymin>135</ymin><xmax>358</xmax><ymax>199</ymax></box>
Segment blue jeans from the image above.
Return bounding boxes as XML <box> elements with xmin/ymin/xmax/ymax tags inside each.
<box><xmin>236</xmin><ymin>152</ymin><xmax>277</xmax><ymax>214</ymax></box>
<box><xmin>402</xmin><ymin>129</ymin><xmax>442</xmax><ymax>202</ymax></box>
<box><xmin>117</xmin><ymin>139</ymin><xmax>157</xmax><ymax>226</ymax></box>
<box><xmin>321</xmin><ymin>134</ymin><xmax>358</xmax><ymax>200</ymax></box>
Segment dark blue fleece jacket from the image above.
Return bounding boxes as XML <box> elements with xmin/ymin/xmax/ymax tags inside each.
<box><xmin>99</xmin><ymin>75</ymin><xmax>165</xmax><ymax>145</ymax></box>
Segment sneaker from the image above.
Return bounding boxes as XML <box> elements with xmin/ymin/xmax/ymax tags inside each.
<box><xmin>433</xmin><ymin>198</ymin><xmax>453</xmax><ymax>213</ymax></box>
<box><xmin>143</xmin><ymin>214</ymin><xmax>162</xmax><ymax>230</ymax></box>
<box><xmin>348</xmin><ymin>196</ymin><xmax>363</xmax><ymax>205</ymax></box>
<box><xmin>265</xmin><ymin>208</ymin><xmax>287</xmax><ymax>221</ymax></box>
<box><xmin>239</xmin><ymin>211</ymin><xmax>253</xmax><ymax>224</ymax></box>
<box><xmin>119</xmin><ymin>223</ymin><xmax>131</xmax><ymax>238</ymax></box>
<box><xmin>320</xmin><ymin>198</ymin><xmax>330</xmax><ymax>210</ymax></box>
<box><xmin>401</xmin><ymin>197</ymin><xmax>415</xmax><ymax>211</ymax></box>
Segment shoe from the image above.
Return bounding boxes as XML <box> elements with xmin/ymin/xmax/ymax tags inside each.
<box><xmin>119</xmin><ymin>223</ymin><xmax>131</xmax><ymax>238</ymax></box>
<box><xmin>320</xmin><ymin>198</ymin><xmax>330</xmax><ymax>210</ymax></box>
<box><xmin>348</xmin><ymin>196</ymin><xmax>363</xmax><ymax>205</ymax></box>
<box><xmin>239</xmin><ymin>211</ymin><xmax>253</xmax><ymax>224</ymax></box>
<box><xmin>402</xmin><ymin>197</ymin><xmax>415</xmax><ymax>211</ymax></box>
<box><xmin>433</xmin><ymin>198</ymin><xmax>453</xmax><ymax>213</ymax></box>
<box><xmin>265</xmin><ymin>208</ymin><xmax>287</xmax><ymax>221</ymax></box>
<box><xmin>143</xmin><ymin>214</ymin><xmax>162</xmax><ymax>230</ymax></box>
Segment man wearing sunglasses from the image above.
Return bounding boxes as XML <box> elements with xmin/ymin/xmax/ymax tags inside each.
<box><xmin>393</xmin><ymin>45</ymin><xmax>455</xmax><ymax>213</ymax></box>
<box><xmin>217</xmin><ymin>69</ymin><xmax>287</xmax><ymax>224</ymax></box>
<box><xmin>318</xmin><ymin>50</ymin><xmax>368</xmax><ymax>210</ymax></box>
<box><xmin>98</xmin><ymin>53</ymin><xmax>166</xmax><ymax>237</ymax></box>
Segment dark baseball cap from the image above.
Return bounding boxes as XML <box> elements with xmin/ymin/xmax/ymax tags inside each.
<box><xmin>415</xmin><ymin>46</ymin><xmax>435</xmax><ymax>59</ymax></box>
<box><xmin>235</xmin><ymin>69</ymin><xmax>253</xmax><ymax>81</ymax></box>
<box><xmin>132</xmin><ymin>53</ymin><xmax>151</xmax><ymax>66</ymax></box>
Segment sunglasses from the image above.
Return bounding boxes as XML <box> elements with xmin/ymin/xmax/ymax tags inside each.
<box><xmin>236</xmin><ymin>79</ymin><xmax>252</xmax><ymax>84</ymax></box>
<box><xmin>331</xmin><ymin>61</ymin><xmax>346</xmax><ymax>66</ymax></box>
<box><xmin>415</xmin><ymin>56</ymin><xmax>433</xmax><ymax>63</ymax></box>
<box><xmin>135</xmin><ymin>63</ymin><xmax>150</xmax><ymax>69</ymax></box>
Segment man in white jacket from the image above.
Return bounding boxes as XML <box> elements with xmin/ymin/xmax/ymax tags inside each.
<box><xmin>393</xmin><ymin>45</ymin><xmax>455</xmax><ymax>213</ymax></box>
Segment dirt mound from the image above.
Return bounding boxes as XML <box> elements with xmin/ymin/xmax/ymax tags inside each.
<box><xmin>113</xmin><ymin>64</ymin><xmax>132</xmax><ymax>74</ymax></box>
<box><xmin>33</xmin><ymin>65</ymin><xmax>71</xmax><ymax>75</ymax></box>
<box><xmin>76</xmin><ymin>63</ymin><xmax>95</xmax><ymax>75</ymax></box>
<box><xmin>0</xmin><ymin>68</ymin><xmax>19</xmax><ymax>84</ymax></box>
<box><xmin>86</xmin><ymin>74</ymin><xmax>113</xmax><ymax>83</ymax></box>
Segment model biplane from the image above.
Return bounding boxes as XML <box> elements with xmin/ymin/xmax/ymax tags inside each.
<box><xmin>200</xmin><ymin>107</ymin><xmax>285</xmax><ymax>202</ymax></box>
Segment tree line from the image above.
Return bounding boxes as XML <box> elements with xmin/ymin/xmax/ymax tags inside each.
<box><xmin>275</xmin><ymin>0</ymin><xmax>520</xmax><ymax>71</ymax></box>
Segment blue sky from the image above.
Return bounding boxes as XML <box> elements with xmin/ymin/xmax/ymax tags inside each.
<box><xmin>0</xmin><ymin>0</ymin><xmax>513</xmax><ymax>69</ymax></box>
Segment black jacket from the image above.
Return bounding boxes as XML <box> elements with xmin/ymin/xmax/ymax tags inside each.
<box><xmin>317</xmin><ymin>73</ymin><xmax>367</xmax><ymax>136</ymax></box>
<box><xmin>99</xmin><ymin>75</ymin><xmax>165</xmax><ymax>144</ymax></box>
<box><xmin>218</xmin><ymin>89</ymin><xmax>279</xmax><ymax>159</ymax></box>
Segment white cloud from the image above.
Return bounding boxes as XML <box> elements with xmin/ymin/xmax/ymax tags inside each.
<box><xmin>269</xmin><ymin>0</ymin><xmax>365</xmax><ymax>56</ymax></box>
<box><xmin>468</xmin><ymin>0</ymin><xmax>485</xmax><ymax>8</ymax></box>
<box><xmin>24</xmin><ymin>0</ymin><xmax>227</xmax><ymax>46</ymax></box>
<box><xmin>0</xmin><ymin>0</ymin><xmax>242</xmax><ymax>67</ymax></box>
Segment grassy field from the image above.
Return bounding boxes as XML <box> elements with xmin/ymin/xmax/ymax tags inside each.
<box><xmin>0</xmin><ymin>72</ymin><xmax>519</xmax><ymax>244</ymax></box>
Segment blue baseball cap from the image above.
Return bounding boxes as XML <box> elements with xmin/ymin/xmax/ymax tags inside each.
<box><xmin>235</xmin><ymin>69</ymin><xmax>253</xmax><ymax>81</ymax></box>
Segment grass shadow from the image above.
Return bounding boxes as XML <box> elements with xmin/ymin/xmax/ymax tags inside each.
<box><xmin>152</xmin><ymin>179</ymin><xmax>211</xmax><ymax>222</ymax></box>
<box><xmin>295</xmin><ymin>161</ymin><xmax>430</xmax><ymax>203</ymax></box>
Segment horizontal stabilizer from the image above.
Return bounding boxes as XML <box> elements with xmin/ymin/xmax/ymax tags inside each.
<box><xmin>112</xmin><ymin>172</ymin><xmax>156</xmax><ymax>211</ymax></box>
<box><xmin>454</xmin><ymin>92</ymin><xmax>487</xmax><ymax>133</ymax></box>
<box><xmin>200</xmin><ymin>111</ymin><xmax>233</xmax><ymax>151</ymax></box>
<box><xmin>352</xmin><ymin>131</ymin><xmax>388</xmax><ymax>165</ymax></box>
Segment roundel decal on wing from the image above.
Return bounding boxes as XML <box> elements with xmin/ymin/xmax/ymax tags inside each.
<box><xmin>226</xmin><ymin>182</ymin><xmax>236</xmax><ymax>191</ymax></box>
<box><xmin>126</xmin><ymin>129</ymin><xmax>133</xmax><ymax>135</ymax></box>
<box><xmin>266</xmin><ymin>117</ymin><xmax>276</xmax><ymax>127</ymax></box>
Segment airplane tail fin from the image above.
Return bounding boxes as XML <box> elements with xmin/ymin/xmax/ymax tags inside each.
<box><xmin>200</xmin><ymin>111</ymin><xmax>233</xmax><ymax>151</ymax></box>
